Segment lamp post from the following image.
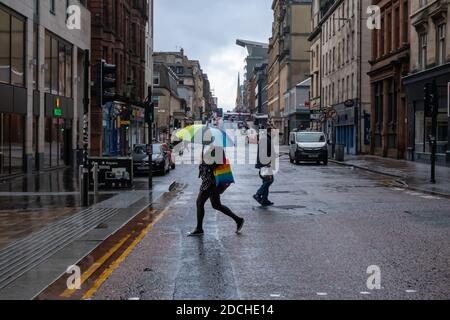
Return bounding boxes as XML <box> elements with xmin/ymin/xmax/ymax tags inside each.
<box><xmin>145</xmin><ymin>86</ymin><xmax>154</xmax><ymax>190</ymax></box>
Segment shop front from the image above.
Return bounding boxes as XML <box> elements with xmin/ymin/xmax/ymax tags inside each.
<box><xmin>103</xmin><ymin>102</ymin><xmax>145</xmax><ymax>156</ymax></box>
<box><xmin>404</xmin><ymin>64</ymin><xmax>450</xmax><ymax>165</ymax></box>
<box><xmin>334</xmin><ymin>104</ymin><xmax>357</xmax><ymax>155</ymax></box>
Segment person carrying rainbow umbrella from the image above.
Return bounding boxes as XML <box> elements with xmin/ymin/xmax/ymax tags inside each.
<box><xmin>174</xmin><ymin>124</ymin><xmax>244</xmax><ymax>237</ymax></box>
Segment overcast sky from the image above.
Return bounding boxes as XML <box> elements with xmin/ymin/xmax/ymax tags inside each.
<box><xmin>154</xmin><ymin>0</ymin><xmax>273</xmax><ymax>111</ymax></box>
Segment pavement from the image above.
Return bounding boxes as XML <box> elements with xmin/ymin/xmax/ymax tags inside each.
<box><xmin>83</xmin><ymin>145</ymin><xmax>450</xmax><ymax>300</ymax></box>
<box><xmin>327</xmin><ymin>153</ymin><xmax>450</xmax><ymax>198</ymax></box>
<box><xmin>0</xmin><ymin>167</ymin><xmax>178</xmax><ymax>300</ymax></box>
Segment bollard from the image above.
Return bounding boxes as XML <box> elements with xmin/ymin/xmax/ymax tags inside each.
<box><xmin>79</xmin><ymin>165</ymin><xmax>86</xmax><ymax>206</ymax></box>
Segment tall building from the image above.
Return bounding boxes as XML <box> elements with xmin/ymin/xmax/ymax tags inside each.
<box><xmin>0</xmin><ymin>0</ymin><xmax>91</xmax><ymax>177</ymax></box>
<box><xmin>368</xmin><ymin>0</ymin><xmax>410</xmax><ymax>159</ymax></box>
<box><xmin>254</xmin><ymin>63</ymin><xmax>269</xmax><ymax>115</ymax></box>
<box><xmin>309</xmin><ymin>0</ymin><xmax>323</xmax><ymax>130</ymax></box>
<box><xmin>319</xmin><ymin>0</ymin><xmax>372</xmax><ymax>155</ymax></box>
<box><xmin>235</xmin><ymin>73</ymin><xmax>244</xmax><ymax>112</ymax></box>
<box><xmin>153</xmin><ymin>50</ymin><xmax>211</xmax><ymax>125</ymax></box>
<box><xmin>268</xmin><ymin>0</ymin><xmax>312</xmax><ymax>144</ymax></box>
<box><xmin>88</xmin><ymin>0</ymin><xmax>149</xmax><ymax>156</ymax></box>
<box><xmin>236</xmin><ymin>39</ymin><xmax>269</xmax><ymax>113</ymax></box>
<box><xmin>145</xmin><ymin>0</ymin><xmax>154</xmax><ymax>142</ymax></box>
<box><xmin>152</xmin><ymin>61</ymin><xmax>182</xmax><ymax>141</ymax></box>
<box><xmin>404</xmin><ymin>0</ymin><xmax>449</xmax><ymax>165</ymax></box>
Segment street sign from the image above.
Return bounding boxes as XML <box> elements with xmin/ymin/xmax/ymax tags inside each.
<box><xmin>88</xmin><ymin>157</ymin><xmax>133</xmax><ymax>189</ymax></box>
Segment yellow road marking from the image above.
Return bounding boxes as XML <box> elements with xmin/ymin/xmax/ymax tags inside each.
<box><xmin>61</xmin><ymin>234</ymin><xmax>131</xmax><ymax>298</ymax></box>
<box><xmin>82</xmin><ymin>208</ymin><xmax>169</xmax><ymax>300</ymax></box>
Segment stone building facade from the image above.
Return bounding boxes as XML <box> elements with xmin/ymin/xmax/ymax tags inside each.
<box><xmin>404</xmin><ymin>0</ymin><xmax>449</xmax><ymax>165</ymax></box>
<box><xmin>268</xmin><ymin>0</ymin><xmax>312</xmax><ymax>144</ymax></box>
<box><xmin>319</xmin><ymin>0</ymin><xmax>372</xmax><ymax>155</ymax></box>
<box><xmin>0</xmin><ymin>0</ymin><xmax>90</xmax><ymax>176</ymax></box>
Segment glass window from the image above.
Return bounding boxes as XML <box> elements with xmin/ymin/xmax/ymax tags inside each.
<box><xmin>44</xmin><ymin>117</ymin><xmax>52</xmax><ymax>168</ymax></box>
<box><xmin>33</xmin><ymin>23</ymin><xmax>38</xmax><ymax>90</ymax></box>
<box><xmin>45</xmin><ymin>33</ymin><xmax>51</xmax><ymax>92</ymax></box>
<box><xmin>65</xmin><ymin>45</ymin><xmax>72</xmax><ymax>97</ymax></box>
<box><xmin>58</xmin><ymin>42</ymin><xmax>66</xmax><ymax>96</ymax></box>
<box><xmin>0</xmin><ymin>114</ymin><xmax>11</xmax><ymax>176</ymax></box>
<box><xmin>10</xmin><ymin>114</ymin><xmax>24</xmax><ymax>173</ymax></box>
<box><xmin>0</xmin><ymin>9</ymin><xmax>11</xmax><ymax>84</ymax></box>
<box><xmin>45</xmin><ymin>32</ymin><xmax>73</xmax><ymax>97</ymax></box>
<box><xmin>51</xmin><ymin>37</ymin><xmax>58</xmax><ymax>94</ymax></box>
<box><xmin>11</xmin><ymin>16</ymin><xmax>24</xmax><ymax>87</ymax></box>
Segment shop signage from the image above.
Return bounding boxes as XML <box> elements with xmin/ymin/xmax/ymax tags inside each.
<box><xmin>335</xmin><ymin>105</ymin><xmax>355</xmax><ymax>126</ymax></box>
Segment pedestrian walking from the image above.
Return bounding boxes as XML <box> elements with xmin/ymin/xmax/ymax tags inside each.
<box><xmin>253</xmin><ymin>125</ymin><xmax>275</xmax><ymax>207</ymax></box>
<box><xmin>188</xmin><ymin>142</ymin><xmax>244</xmax><ymax>237</ymax></box>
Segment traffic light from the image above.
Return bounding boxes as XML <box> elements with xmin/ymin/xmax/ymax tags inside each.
<box><xmin>431</xmin><ymin>81</ymin><xmax>439</xmax><ymax>117</ymax></box>
<box><xmin>145</xmin><ymin>100</ymin><xmax>155</xmax><ymax>123</ymax></box>
<box><xmin>424</xmin><ymin>83</ymin><xmax>433</xmax><ymax>117</ymax></box>
<box><xmin>101</xmin><ymin>60</ymin><xmax>117</xmax><ymax>105</ymax></box>
<box><xmin>54</xmin><ymin>97</ymin><xmax>62</xmax><ymax>118</ymax></box>
<box><xmin>424</xmin><ymin>82</ymin><xmax>439</xmax><ymax>118</ymax></box>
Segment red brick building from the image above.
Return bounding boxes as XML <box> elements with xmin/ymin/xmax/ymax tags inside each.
<box><xmin>88</xmin><ymin>0</ymin><xmax>149</xmax><ymax>156</ymax></box>
<box><xmin>368</xmin><ymin>0</ymin><xmax>410</xmax><ymax>159</ymax></box>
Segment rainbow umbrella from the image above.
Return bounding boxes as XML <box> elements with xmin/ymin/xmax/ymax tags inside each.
<box><xmin>174</xmin><ymin>124</ymin><xmax>235</xmax><ymax>147</ymax></box>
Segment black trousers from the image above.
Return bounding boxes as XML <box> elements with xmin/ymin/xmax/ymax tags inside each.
<box><xmin>196</xmin><ymin>185</ymin><xmax>240</xmax><ymax>230</ymax></box>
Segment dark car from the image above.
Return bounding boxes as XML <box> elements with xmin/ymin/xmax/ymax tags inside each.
<box><xmin>132</xmin><ymin>144</ymin><xmax>170</xmax><ymax>175</ymax></box>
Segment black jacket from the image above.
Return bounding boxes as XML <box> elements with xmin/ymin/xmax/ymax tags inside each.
<box><xmin>256</xmin><ymin>134</ymin><xmax>272</xmax><ymax>169</ymax></box>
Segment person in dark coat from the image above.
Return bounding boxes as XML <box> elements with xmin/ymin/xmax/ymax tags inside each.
<box><xmin>188</xmin><ymin>142</ymin><xmax>244</xmax><ymax>237</ymax></box>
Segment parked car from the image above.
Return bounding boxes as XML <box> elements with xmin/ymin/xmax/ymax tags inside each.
<box><xmin>132</xmin><ymin>144</ymin><xmax>171</xmax><ymax>175</ymax></box>
<box><xmin>289</xmin><ymin>131</ymin><xmax>328</xmax><ymax>165</ymax></box>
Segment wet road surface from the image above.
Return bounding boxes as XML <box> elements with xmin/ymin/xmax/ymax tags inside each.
<box><xmin>39</xmin><ymin>149</ymin><xmax>450</xmax><ymax>300</ymax></box>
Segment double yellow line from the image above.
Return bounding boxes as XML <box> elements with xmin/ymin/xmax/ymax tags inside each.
<box><xmin>61</xmin><ymin>208</ymin><xmax>168</xmax><ymax>300</ymax></box>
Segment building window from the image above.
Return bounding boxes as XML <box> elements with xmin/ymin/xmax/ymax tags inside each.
<box><xmin>44</xmin><ymin>31</ymin><xmax>73</xmax><ymax>97</ymax></box>
<box><xmin>153</xmin><ymin>73</ymin><xmax>160</xmax><ymax>86</ymax></box>
<box><xmin>419</xmin><ymin>32</ymin><xmax>428</xmax><ymax>69</ymax></box>
<box><xmin>437</xmin><ymin>24</ymin><xmax>446</xmax><ymax>65</ymax></box>
<box><xmin>0</xmin><ymin>7</ymin><xmax>25</xmax><ymax>87</ymax></box>
<box><xmin>49</xmin><ymin>0</ymin><xmax>55</xmax><ymax>14</ymax></box>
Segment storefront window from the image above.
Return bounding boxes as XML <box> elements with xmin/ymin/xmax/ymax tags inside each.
<box><xmin>415</xmin><ymin>111</ymin><xmax>448</xmax><ymax>154</ymax></box>
<box><xmin>0</xmin><ymin>7</ymin><xmax>25</xmax><ymax>87</ymax></box>
<box><xmin>45</xmin><ymin>117</ymin><xmax>69</xmax><ymax>168</ymax></box>
<box><xmin>0</xmin><ymin>113</ymin><xmax>25</xmax><ymax>176</ymax></box>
